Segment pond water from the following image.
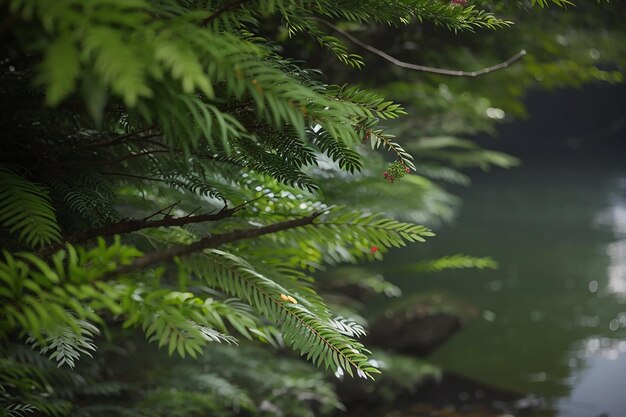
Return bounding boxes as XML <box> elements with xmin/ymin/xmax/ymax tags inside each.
<box><xmin>382</xmin><ymin>153</ymin><xmax>626</xmax><ymax>416</ymax></box>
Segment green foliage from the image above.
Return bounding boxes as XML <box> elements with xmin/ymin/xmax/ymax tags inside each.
<box><xmin>400</xmin><ymin>254</ymin><xmax>499</xmax><ymax>273</ymax></box>
<box><xmin>27</xmin><ymin>320</ymin><xmax>99</xmax><ymax>369</ymax></box>
<box><xmin>0</xmin><ymin>165</ymin><xmax>61</xmax><ymax>248</ymax></box>
<box><xmin>531</xmin><ymin>0</ymin><xmax>575</xmax><ymax>8</ymax></box>
<box><xmin>189</xmin><ymin>249</ymin><xmax>378</xmax><ymax>377</ymax></box>
<box><xmin>0</xmin><ymin>0</ymin><xmax>612</xmax><ymax>415</ymax></box>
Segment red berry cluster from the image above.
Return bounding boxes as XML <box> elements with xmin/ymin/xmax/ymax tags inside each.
<box><xmin>383</xmin><ymin>160</ymin><xmax>411</xmax><ymax>183</ymax></box>
<box><xmin>451</xmin><ymin>0</ymin><xmax>468</xmax><ymax>6</ymax></box>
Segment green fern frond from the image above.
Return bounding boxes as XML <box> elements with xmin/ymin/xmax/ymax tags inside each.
<box><xmin>401</xmin><ymin>254</ymin><xmax>499</xmax><ymax>273</ymax></box>
<box><xmin>412</xmin><ymin>164</ymin><xmax>470</xmax><ymax>186</ymax></box>
<box><xmin>0</xmin><ymin>238</ymin><xmax>142</xmax><ymax>339</ymax></box>
<box><xmin>190</xmin><ymin>374</ymin><xmax>256</xmax><ymax>412</ymax></box>
<box><xmin>27</xmin><ymin>319</ymin><xmax>99</xmax><ymax>369</ymax></box>
<box><xmin>270</xmin><ymin>208</ymin><xmax>435</xmax><ymax>264</ymax></box>
<box><xmin>328</xmin><ymin>317</ymin><xmax>367</xmax><ymax>338</ymax></box>
<box><xmin>309</xmin><ymin>128</ymin><xmax>362</xmax><ymax>173</ymax></box>
<box><xmin>49</xmin><ymin>174</ymin><xmax>119</xmax><ymax>227</ymax></box>
<box><xmin>37</xmin><ymin>33</ymin><xmax>80</xmax><ymax>106</ymax></box>
<box><xmin>193</xmin><ymin>249</ymin><xmax>380</xmax><ymax>378</ymax></box>
<box><xmin>407</xmin><ymin>136</ymin><xmax>519</xmax><ymax>170</ymax></box>
<box><xmin>0</xmin><ymin>165</ymin><xmax>61</xmax><ymax>248</ymax></box>
<box><xmin>325</xmin><ymin>267</ymin><xmax>402</xmax><ymax>298</ymax></box>
<box><xmin>143</xmin><ymin>310</ymin><xmax>237</xmax><ymax>358</ymax></box>
<box><xmin>367</xmin><ymin>130</ymin><xmax>415</xmax><ymax>171</ymax></box>
<box><xmin>231</xmin><ymin>138</ymin><xmax>319</xmax><ymax>191</ymax></box>
<box><xmin>327</xmin><ymin>84</ymin><xmax>407</xmax><ymax>120</ymax></box>
<box><xmin>3</xmin><ymin>403</ymin><xmax>38</xmax><ymax>417</ymax></box>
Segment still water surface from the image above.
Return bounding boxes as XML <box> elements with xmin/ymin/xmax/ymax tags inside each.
<box><xmin>383</xmin><ymin>155</ymin><xmax>626</xmax><ymax>416</ymax></box>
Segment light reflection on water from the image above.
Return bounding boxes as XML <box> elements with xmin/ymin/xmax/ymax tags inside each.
<box><xmin>558</xmin><ymin>181</ymin><xmax>626</xmax><ymax>417</ymax></box>
<box><xmin>382</xmin><ymin>162</ymin><xmax>626</xmax><ymax>415</ymax></box>
<box><xmin>557</xmin><ymin>339</ymin><xmax>626</xmax><ymax>417</ymax></box>
<box><xmin>594</xmin><ymin>184</ymin><xmax>626</xmax><ymax>297</ymax></box>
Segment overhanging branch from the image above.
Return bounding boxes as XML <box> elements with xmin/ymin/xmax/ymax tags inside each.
<box><xmin>113</xmin><ymin>212</ymin><xmax>322</xmax><ymax>276</ymax></box>
<box><xmin>312</xmin><ymin>17</ymin><xmax>526</xmax><ymax>77</ymax></box>
<box><xmin>201</xmin><ymin>0</ymin><xmax>252</xmax><ymax>26</ymax></box>
<box><xmin>68</xmin><ymin>205</ymin><xmax>238</xmax><ymax>245</ymax></box>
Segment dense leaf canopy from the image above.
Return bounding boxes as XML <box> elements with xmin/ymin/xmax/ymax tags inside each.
<box><xmin>0</xmin><ymin>0</ymin><xmax>620</xmax><ymax>416</ymax></box>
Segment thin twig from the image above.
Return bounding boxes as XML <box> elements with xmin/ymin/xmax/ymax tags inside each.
<box><xmin>311</xmin><ymin>17</ymin><xmax>526</xmax><ymax>77</ymax></box>
<box><xmin>75</xmin><ymin>127</ymin><xmax>157</xmax><ymax>151</ymax></box>
<box><xmin>100</xmin><ymin>149</ymin><xmax>171</xmax><ymax>166</ymax></box>
<box><xmin>142</xmin><ymin>201</ymin><xmax>181</xmax><ymax>221</ymax></box>
<box><xmin>201</xmin><ymin>0</ymin><xmax>252</xmax><ymax>26</ymax></box>
<box><xmin>100</xmin><ymin>171</ymin><xmax>171</xmax><ymax>183</ymax></box>
<box><xmin>232</xmin><ymin>193</ymin><xmax>270</xmax><ymax>213</ymax></box>
<box><xmin>134</xmin><ymin>138</ymin><xmax>170</xmax><ymax>149</ymax></box>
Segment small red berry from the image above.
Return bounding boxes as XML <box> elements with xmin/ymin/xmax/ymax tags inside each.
<box><xmin>405</xmin><ymin>167</ymin><xmax>410</xmax><ymax>173</ymax></box>
<box><xmin>371</xmin><ymin>246</ymin><xmax>378</xmax><ymax>253</ymax></box>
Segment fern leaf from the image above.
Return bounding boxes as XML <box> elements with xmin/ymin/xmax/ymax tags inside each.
<box><xmin>27</xmin><ymin>320</ymin><xmax>99</xmax><ymax>369</ymax></box>
<box><xmin>38</xmin><ymin>33</ymin><xmax>80</xmax><ymax>106</ymax></box>
<box><xmin>402</xmin><ymin>254</ymin><xmax>499</xmax><ymax>273</ymax></box>
<box><xmin>0</xmin><ymin>165</ymin><xmax>61</xmax><ymax>247</ymax></box>
<box><xmin>193</xmin><ymin>250</ymin><xmax>379</xmax><ymax>378</ymax></box>
<box><xmin>5</xmin><ymin>403</ymin><xmax>38</xmax><ymax>417</ymax></box>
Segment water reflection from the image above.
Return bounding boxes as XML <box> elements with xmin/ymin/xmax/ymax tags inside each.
<box><xmin>380</xmin><ymin>161</ymin><xmax>626</xmax><ymax>415</ymax></box>
<box><xmin>557</xmin><ymin>179</ymin><xmax>626</xmax><ymax>417</ymax></box>
<box><xmin>594</xmin><ymin>183</ymin><xmax>626</xmax><ymax>298</ymax></box>
<box><xmin>557</xmin><ymin>338</ymin><xmax>626</xmax><ymax>417</ymax></box>
<box><xmin>605</xmin><ymin>240</ymin><xmax>626</xmax><ymax>296</ymax></box>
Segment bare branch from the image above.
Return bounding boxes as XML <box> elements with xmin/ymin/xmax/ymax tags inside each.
<box><xmin>201</xmin><ymin>0</ymin><xmax>252</xmax><ymax>26</ymax></box>
<box><xmin>311</xmin><ymin>17</ymin><xmax>526</xmax><ymax>77</ymax></box>
<box><xmin>100</xmin><ymin>150</ymin><xmax>171</xmax><ymax>166</ymax></box>
<box><xmin>75</xmin><ymin>126</ymin><xmax>158</xmax><ymax>151</ymax></box>
<box><xmin>113</xmin><ymin>212</ymin><xmax>322</xmax><ymax>276</ymax></box>
<box><xmin>142</xmin><ymin>201</ymin><xmax>182</xmax><ymax>221</ymax></box>
<box><xmin>69</xmin><ymin>206</ymin><xmax>237</xmax><ymax>243</ymax></box>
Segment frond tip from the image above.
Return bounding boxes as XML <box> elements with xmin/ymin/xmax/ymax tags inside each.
<box><xmin>27</xmin><ymin>320</ymin><xmax>99</xmax><ymax>369</ymax></box>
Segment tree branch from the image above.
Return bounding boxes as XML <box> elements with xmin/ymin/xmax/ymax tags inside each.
<box><xmin>311</xmin><ymin>17</ymin><xmax>526</xmax><ymax>77</ymax></box>
<box><xmin>41</xmin><ymin>197</ymin><xmax>265</xmax><ymax>257</ymax></box>
<box><xmin>69</xmin><ymin>206</ymin><xmax>238</xmax><ymax>245</ymax></box>
<box><xmin>113</xmin><ymin>212</ymin><xmax>322</xmax><ymax>276</ymax></box>
<box><xmin>100</xmin><ymin>171</ymin><xmax>171</xmax><ymax>183</ymax></box>
<box><xmin>201</xmin><ymin>0</ymin><xmax>252</xmax><ymax>26</ymax></box>
<box><xmin>75</xmin><ymin>127</ymin><xmax>158</xmax><ymax>151</ymax></box>
<box><xmin>100</xmin><ymin>150</ymin><xmax>172</xmax><ymax>166</ymax></box>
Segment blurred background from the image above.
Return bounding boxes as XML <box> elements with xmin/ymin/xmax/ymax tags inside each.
<box><xmin>283</xmin><ymin>3</ymin><xmax>626</xmax><ymax>416</ymax></box>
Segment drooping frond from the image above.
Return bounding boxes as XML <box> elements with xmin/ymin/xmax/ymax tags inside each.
<box><xmin>309</xmin><ymin>128</ymin><xmax>363</xmax><ymax>174</ymax></box>
<box><xmin>49</xmin><ymin>172</ymin><xmax>119</xmax><ymax>227</ymax></box>
<box><xmin>0</xmin><ymin>165</ymin><xmax>61</xmax><ymax>248</ymax></box>
<box><xmin>188</xmin><ymin>249</ymin><xmax>380</xmax><ymax>378</ymax></box>
<box><xmin>27</xmin><ymin>320</ymin><xmax>99</xmax><ymax>369</ymax></box>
